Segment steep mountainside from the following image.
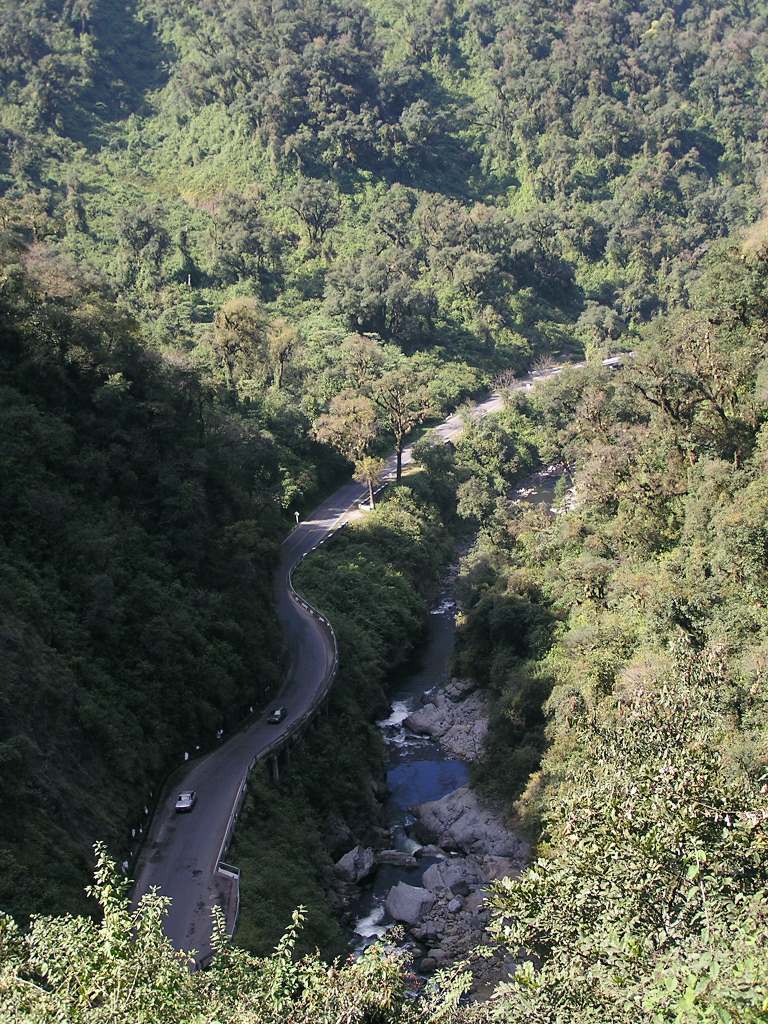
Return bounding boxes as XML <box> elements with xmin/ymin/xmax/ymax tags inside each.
<box><xmin>0</xmin><ymin>4</ymin><xmax>767</xmax><ymax>1016</ymax></box>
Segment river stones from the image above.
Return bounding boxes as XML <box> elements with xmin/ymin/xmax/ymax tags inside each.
<box><xmin>334</xmin><ymin>845</ymin><xmax>375</xmax><ymax>884</ymax></box>
<box><xmin>414</xmin><ymin>785</ymin><xmax>529</xmax><ymax>859</ymax></box>
<box><xmin>480</xmin><ymin>854</ymin><xmax>521</xmax><ymax>882</ymax></box>
<box><xmin>450</xmin><ymin>879</ymin><xmax>471</xmax><ymax>896</ymax></box>
<box><xmin>404</xmin><ymin>690</ymin><xmax>489</xmax><ymax>760</ymax></box>
<box><xmin>443</xmin><ymin>677</ymin><xmax>477</xmax><ymax>701</ymax></box>
<box><xmin>421</xmin><ymin>858</ymin><xmax>480</xmax><ymax>894</ymax></box>
<box><xmin>385</xmin><ymin>882</ymin><xmax>435</xmax><ymax>925</ymax></box>
<box><xmin>416</xmin><ymin>844</ymin><xmax>447</xmax><ymax>859</ymax></box>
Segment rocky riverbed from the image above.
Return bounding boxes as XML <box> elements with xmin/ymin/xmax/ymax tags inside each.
<box><xmin>328</xmin><ymin>469</ymin><xmax>560</xmax><ymax>989</ymax></box>
<box><xmin>383</xmin><ymin>779</ymin><xmax>529</xmax><ymax>978</ymax></box>
<box><xmin>404</xmin><ymin>677</ymin><xmax>489</xmax><ymax>761</ymax></box>
<box><xmin>328</xmin><ymin>666</ymin><xmax>529</xmax><ymax>988</ymax></box>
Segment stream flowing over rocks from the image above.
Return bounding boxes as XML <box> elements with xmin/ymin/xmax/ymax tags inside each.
<box><xmin>340</xmin><ymin>638</ymin><xmax>529</xmax><ymax>989</ymax></box>
<box><xmin>327</xmin><ymin>470</ymin><xmax>559</xmax><ymax>991</ymax></box>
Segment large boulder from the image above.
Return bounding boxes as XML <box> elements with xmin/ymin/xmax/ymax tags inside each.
<box><xmin>414</xmin><ymin>786</ymin><xmax>530</xmax><ymax>859</ymax></box>
<box><xmin>385</xmin><ymin>882</ymin><xmax>435</xmax><ymax>926</ymax></box>
<box><xmin>421</xmin><ymin>858</ymin><xmax>480</xmax><ymax>894</ymax></box>
<box><xmin>334</xmin><ymin>845</ymin><xmax>375</xmax><ymax>884</ymax></box>
<box><xmin>405</xmin><ymin>691</ymin><xmax>489</xmax><ymax>760</ymax></box>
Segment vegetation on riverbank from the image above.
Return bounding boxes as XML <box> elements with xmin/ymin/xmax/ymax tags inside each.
<box><xmin>0</xmin><ymin>844</ymin><xmax>474</xmax><ymax>1023</ymax></box>
<box><xmin>454</xmin><ymin>238</ymin><xmax>768</xmax><ymax>1017</ymax></box>
<box><xmin>230</xmin><ymin>477</ymin><xmax>454</xmax><ymax>956</ymax></box>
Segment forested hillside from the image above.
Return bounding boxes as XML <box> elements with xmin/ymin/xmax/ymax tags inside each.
<box><xmin>455</xmin><ymin>240</ymin><xmax>768</xmax><ymax>1016</ymax></box>
<box><xmin>3</xmin><ymin>0</ymin><xmax>767</xmax><ymax>363</ymax></box>
<box><xmin>0</xmin><ymin>263</ymin><xmax>299</xmax><ymax>919</ymax></box>
<box><xmin>1</xmin><ymin>0</ymin><xmax>768</xmax><ymax>1020</ymax></box>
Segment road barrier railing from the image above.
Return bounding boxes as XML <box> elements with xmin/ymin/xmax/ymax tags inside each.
<box><xmin>192</xmin><ymin>354</ymin><xmax>635</xmax><ymax>959</ymax></box>
<box><xmin>212</xmin><ymin>522</ymin><xmax>347</xmax><ymax>939</ymax></box>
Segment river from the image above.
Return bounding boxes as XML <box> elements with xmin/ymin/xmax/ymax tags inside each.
<box><xmin>351</xmin><ymin>467</ymin><xmax>561</xmax><ymax>948</ymax></box>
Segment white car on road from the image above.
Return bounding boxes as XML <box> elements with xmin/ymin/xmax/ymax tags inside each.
<box><xmin>175</xmin><ymin>791</ymin><xmax>197</xmax><ymax>813</ymax></box>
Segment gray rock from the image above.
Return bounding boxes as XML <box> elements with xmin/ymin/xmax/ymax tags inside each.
<box><xmin>377</xmin><ymin>849</ymin><xmax>418</xmax><ymax>868</ymax></box>
<box><xmin>416</xmin><ymin>844</ymin><xmax>447</xmax><ymax>859</ymax></box>
<box><xmin>405</xmin><ymin>691</ymin><xmax>489</xmax><ymax>760</ymax></box>
<box><xmin>414</xmin><ymin>785</ymin><xmax>530</xmax><ymax>859</ymax></box>
<box><xmin>334</xmin><ymin>845</ymin><xmax>375</xmax><ymax>884</ymax></box>
<box><xmin>447</xmin><ymin>897</ymin><xmax>463</xmax><ymax>913</ymax></box>
<box><xmin>450</xmin><ymin>879</ymin><xmax>471</xmax><ymax>897</ymax></box>
<box><xmin>404</xmin><ymin>707</ymin><xmax>439</xmax><ymax>737</ymax></box>
<box><xmin>444</xmin><ymin>677</ymin><xmax>478</xmax><ymax>701</ymax></box>
<box><xmin>422</xmin><ymin>858</ymin><xmax>480</xmax><ymax>893</ymax></box>
<box><xmin>420</xmin><ymin>957</ymin><xmax>437</xmax><ymax>973</ymax></box>
<box><xmin>385</xmin><ymin>882</ymin><xmax>435</xmax><ymax>926</ymax></box>
<box><xmin>440</xmin><ymin>714</ymin><xmax>489</xmax><ymax>761</ymax></box>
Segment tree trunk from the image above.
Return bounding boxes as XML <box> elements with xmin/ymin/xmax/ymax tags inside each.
<box><xmin>368</xmin><ymin>478</ymin><xmax>375</xmax><ymax>508</ymax></box>
<box><xmin>274</xmin><ymin>354</ymin><xmax>284</xmax><ymax>390</ymax></box>
<box><xmin>396</xmin><ymin>444</ymin><xmax>403</xmax><ymax>482</ymax></box>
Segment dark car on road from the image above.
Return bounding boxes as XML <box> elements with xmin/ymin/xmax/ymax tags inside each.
<box><xmin>267</xmin><ymin>706</ymin><xmax>287</xmax><ymax>724</ymax></box>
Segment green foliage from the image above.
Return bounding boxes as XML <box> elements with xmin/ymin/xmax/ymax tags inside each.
<box><xmin>295</xmin><ymin>483</ymin><xmax>452</xmax><ymax>704</ymax></box>
<box><xmin>486</xmin><ymin>650</ymin><xmax>768</xmax><ymax>1023</ymax></box>
<box><xmin>0</xmin><ymin>844</ymin><xmax>474</xmax><ymax>1023</ymax></box>
<box><xmin>2</xmin><ymin>0</ymin><xmax>765</xmax><ymax>367</ymax></box>
<box><xmin>0</xmin><ymin>261</ymin><xmax>316</xmax><ymax>921</ymax></box>
<box><xmin>454</xmin><ymin>242</ymin><xmax>768</xmax><ymax>1019</ymax></box>
<box><xmin>455</xmin><ymin>402</ymin><xmax>541</xmax><ymax>519</ymax></box>
<box><xmin>224</xmin><ymin>770</ymin><xmax>349</xmax><ymax>958</ymax></box>
<box><xmin>3</xmin><ymin>1</ymin><xmax>768</xmax><ymax>1016</ymax></box>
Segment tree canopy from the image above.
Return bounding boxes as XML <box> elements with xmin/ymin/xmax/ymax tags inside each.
<box><xmin>2</xmin><ymin>0</ymin><xmax>768</xmax><ymax>1018</ymax></box>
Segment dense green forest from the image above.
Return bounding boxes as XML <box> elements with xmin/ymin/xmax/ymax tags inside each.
<box><xmin>453</xmin><ymin>238</ymin><xmax>768</xmax><ymax>1017</ymax></box>
<box><xmin>0</xmin><ymin>264</ymin><xmax>297</xmax><ymax>919</ymax></box>
<box><xmin>2</xmin><ymin>0</ymin><xmax>768</xmax><ymax>1020</ymax></box>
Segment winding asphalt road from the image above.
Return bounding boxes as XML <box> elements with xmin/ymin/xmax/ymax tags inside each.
<box><xmin>131</xmin><ymin>363</ymin><xmax>579</xmax><ymax>961</ymax></box>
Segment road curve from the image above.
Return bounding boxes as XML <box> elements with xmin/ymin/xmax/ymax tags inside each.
<box><xmin>131</xmin><ymin>363</ymin><xmax>580</xmax><ymax>960</ymax></box>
